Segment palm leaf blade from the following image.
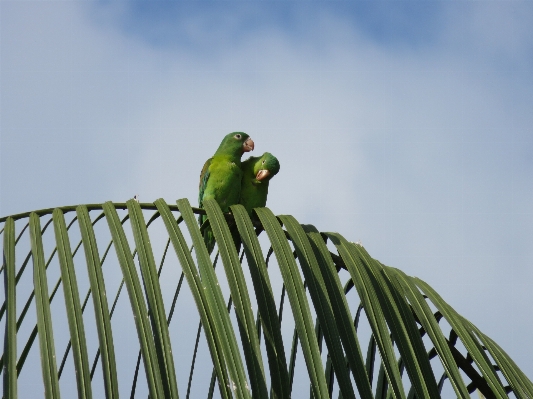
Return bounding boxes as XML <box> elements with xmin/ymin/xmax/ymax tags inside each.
<box><xmin>303</xmin><ymin>226</ymin><xmax>375</xmax><ymax>399</ymax></box>
<box><xmin>155</xmin><ymin>198</ymin><xmax>232</xmax><ymax>399</ymax></box>
<box><xmin>3</xmin><ymin>218</ymin><xmax>18</xmax><ymax>399</ymax></box>
<box><xmin>279</xmin><ymin>215</ymin><xmax>356</xmax><ymax>399</ymax></box>
<box><xmin>52</xmin><ymin>209</ymin><xmax>93</xmax><ymax>399</ymax></box>
<box><xmin>356</xmin><ymin>245</ymin><xmax>442</xmax><ymax>399</ymax></box>
<box><xmin>76</xmin><ymin>206</ymin><xmax>119</xmax><ymax>399</ymax></box>
<box><xmin>415</xmin><ymin>277</ymin><xmax>509</xmax><ymax>397</ymax></box>
<box><xmin>176</xmin><ymin>198</ymin><xmax>251</xmax><ymax>399</ymax></box>
<box><xmin>255</xmin><ymin>208</ymin><xmax>330</xmax><ymax>399</ymax></box>
<box><xmin>126</xmin><ymin>199</ymin><xmax>179</xmax><ymax>399</ymax></box>
<box><xmin>387</xmin><ymin>267</ymin><xmax>470</xmax><ymax>399</ymax></box>
<box><xmin>230</xmin><ymin>204</ymin><xmax>291</xmax><ymax>399</ymax></box>
<box><xmin>468</xmin><ymin>321</ymin><xmax>533</xmax><ymax>398</ymax></box>
<box><xmin>29</xmin><ymin>213</ymin><xmax>61</xmax><ymax>399</ymax></box>
<box><xmin>102</xmin><ymin>202</ymin><xmax>165</xmax><ymax>399</ymax></box>
<box><xmin>325</xmin><ymin>232</ymin><xmax>407</xmax><ymax>399</ymax></box>
<box><xmin>0</xmin><ymin>201</ymin><xmax>531</xmax><ymax>398</ymax></box>
<box><xmin>204</xmin><ymin>199</ymin><xmax>268</xmax><ymax>399</ymax></box>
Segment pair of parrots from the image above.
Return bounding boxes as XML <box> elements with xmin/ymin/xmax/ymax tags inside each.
<box><xmin>198</xmin><ymin>132</ymin><xmax>280</xmax><ymax>253</ymax></box>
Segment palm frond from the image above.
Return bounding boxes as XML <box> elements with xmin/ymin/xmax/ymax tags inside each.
<box><xmin>1</xmin><ymin>200</ymin><xmax>531</xmax><ymax>398</ymax></box>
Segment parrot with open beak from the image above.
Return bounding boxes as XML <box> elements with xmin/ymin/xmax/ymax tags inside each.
<box><xmin>239</xmin><ymin>152</ymin><xmax>280</xmax><ymax>218</ymax></box>
<box><xmin>198</xmin><ymin>132</ymin><xmax>254</xmax><ymax>253</ymax></box>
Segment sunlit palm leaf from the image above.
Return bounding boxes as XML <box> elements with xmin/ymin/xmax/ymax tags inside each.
<box><xmin>302</xmin><ymin>225</ymin><xmax>374</xmax><ymax>398</ymax></box>
<box><xmin>76</xmin><ymin>206</ymin><xmax>119</xmax><ymax>399</ymax></box>
<box><xmin>3</xmin><ymin>218</ymin><xmax>17</xmax><ymax>399</ymax></box>
<box><xmin>280</xmin><ymin>215</ymin><xmax>356</xmax><ymax>399</ymax></box>
<box><xmin>103</xmin><ymin>202</ymin><xmax>166</xmax><ymax>398</ymax></box>
<box><xmin>256</xmin><ymin>208</ymin><xmax>330</xmax><ymax>399</ymax></box>
<box><xmin>326</xmin><ymin>232</ymin><xmax>407</xmax><ymax>399</ymax></box>
<box><xmin>415</xmin><ymin>278</ymin><xmax>509</xmax><ymax>397</ymax></box>
<box><xmin>177</xmin><ymin>198</ymin><xmax>251</xmax><ymax>399</ymax></box>
<box><xmin>387</xmin><ymin>267</ymin><xmax>470</xmax><ymax>398</ymax></box>
<box><xmin>155</xmin><ymin>199</ymin><xmax>233</xmax><ymax>399</ymax></box>
<box><xmin>231</xmin><ymin>204</ymin><xmax>290</xmax><ymax>399</ymax></box>
<box><xmin>204</xmin><ymin>199</ymin><xmax>267</xmax><ymax>399</ymax></box>
<box><xmin>127</xmin><ymin>200</ymin><xmax>179</xmax><ymax>399</ymax></box>
<box><xmin>1</xmin><ymin>199</ymin><xmax>531</xmax><ymax>399</ymax></box>
<box><xmin>52</xmin><ymin>209</ymin><xmax>92</xmax><ymax>399</ymax></box>
<box><xmin>29</xmin><ymin>213</ymin><xmax>61</xmax><ymax>399</ymax></box>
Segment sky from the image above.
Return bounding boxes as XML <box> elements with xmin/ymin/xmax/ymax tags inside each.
<box><xmin>1</xmin><ymin>0</ymin><xmax>532</xmax><ymax>397</ymax></box>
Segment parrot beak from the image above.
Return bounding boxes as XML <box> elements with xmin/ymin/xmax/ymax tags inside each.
<box><xmin>243</xmin><ymin>138</ymin><xmax>254</xmax><ymax>153</ymax></box>
<box><xmin>256</xmin><ymin>169</ymin><xmax>270</xmax><ymax>181</ymax></box>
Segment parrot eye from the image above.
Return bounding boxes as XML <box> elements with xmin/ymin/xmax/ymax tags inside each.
<box><xmin>262</xmin><ymin>160</ymin><xmax>266</xmax><ymax>165</ymax></box>
<box><xmin>234</xmin><ymin>134</ymin><xmax>242</xmax><ymax>140</ymax></box>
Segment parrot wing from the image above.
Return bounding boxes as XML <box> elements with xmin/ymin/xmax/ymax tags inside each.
<box><xmin>198</xmin><ymin>157</ymin><xmax>212</xmax><ymax>208</ymax></box>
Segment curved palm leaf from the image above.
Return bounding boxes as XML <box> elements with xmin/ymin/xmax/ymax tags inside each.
<box><xmin>0</xmin><ymin>199</ymin><xmax>531</xmax><ymax>399</ymax></box>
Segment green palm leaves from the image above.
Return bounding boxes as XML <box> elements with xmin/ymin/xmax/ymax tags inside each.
<box><xmin>1</xmin><ymin>199</ymin><xmax>531</xmax><ymax>398</ymax></box>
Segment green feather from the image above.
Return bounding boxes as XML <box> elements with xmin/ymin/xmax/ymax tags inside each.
<box><xmin>198</xmin><ymin>132</ymin><xmax>254</xmax><ymax>253</ymax></box>
<box><xmin>239</xmin><ymin>152</ymin><xmax>280</xmax><ymax>218</ymax></box>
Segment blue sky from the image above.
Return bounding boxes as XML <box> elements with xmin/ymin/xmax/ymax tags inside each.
<box><xmin>1</xmin><ymin>1</ymin><xmax>533</xmax><ymax>397</ymax></box>
<box><xmin>96</xmin><ymin>2</ymin><xmax>444</xmax><ymax>49</ymax></box>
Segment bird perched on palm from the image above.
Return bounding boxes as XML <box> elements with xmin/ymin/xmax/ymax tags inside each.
<box><xmin>239</xmin><ymin>152</ymin><xmax>280</xmax><ymax>219</ymax></box>
<box><xmin>198</xmin><ymin>132</ymin><xmax>254</xmax><ymax>253</ymax></box>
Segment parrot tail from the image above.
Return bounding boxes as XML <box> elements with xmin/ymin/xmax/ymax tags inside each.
<box><xmin>200</xmin><ymin>215</ymin><xmax>241</xmax><ymax>255</ymax></box>
<box><xmin>199</xmin><ymin>213</ymin><xmax>214</xmax><ymax>253</ymax></box>
<box><xmin>203</xmin><ymin>225</ymin><xmax>216</xmax><ymax>254</ymax></box>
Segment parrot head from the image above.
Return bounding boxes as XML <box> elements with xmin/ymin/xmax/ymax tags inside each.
<box><xmin>216</xmin><ymin>132</ymin><xmax>254</xmax><ymax>156</ymax></box>
<box><xmin>254</xmin><ymin>152</ymin><xmax>280</xmax><ymax>182</ymax></box>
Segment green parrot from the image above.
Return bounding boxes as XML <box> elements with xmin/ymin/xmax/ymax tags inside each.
<box><xmin>199</xmin><ymin>132</ymin><xmax>255</xmax><ymax>253</ymax></box>
<box><xmin>239</xmin><ymin>152</ymin><xmax>280</xmax><ymax>218</ymax></box>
